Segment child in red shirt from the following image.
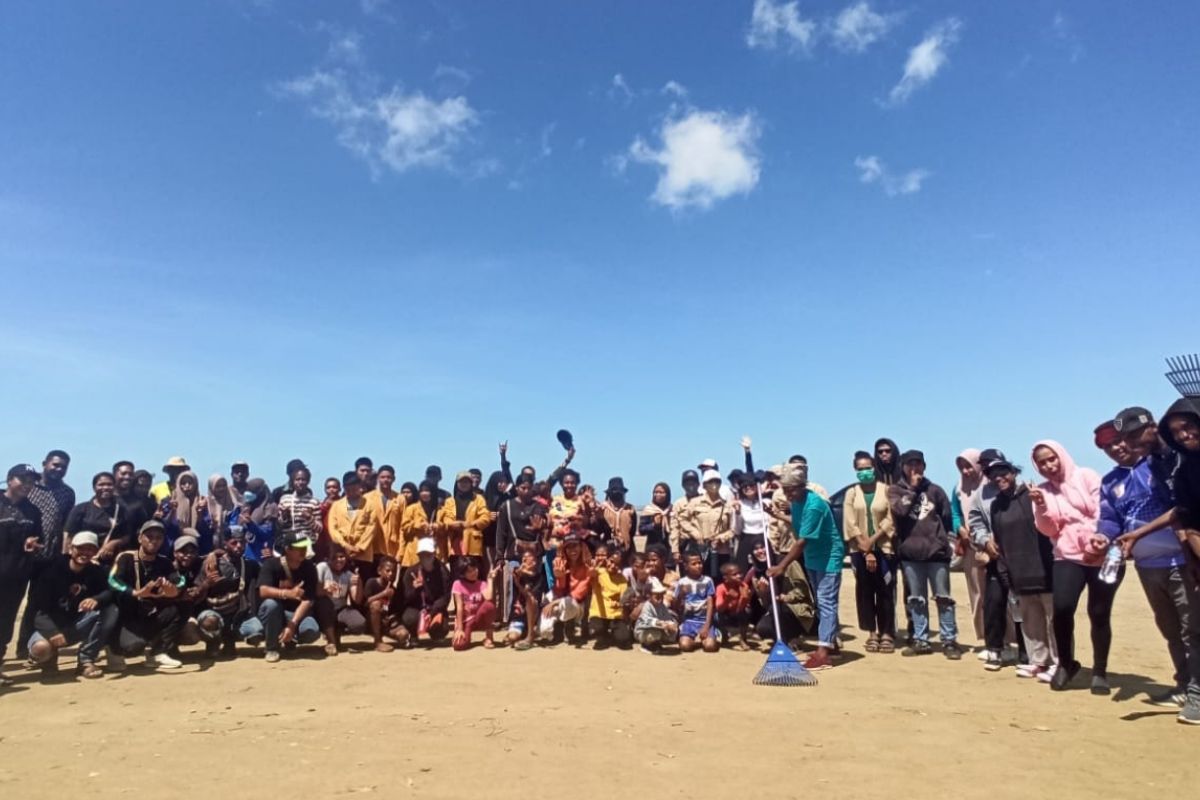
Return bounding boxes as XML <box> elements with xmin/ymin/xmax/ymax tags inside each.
<box><xmin>716</xmin><ymin>562</ymin><xmax>753</xmax><ymax>650</ymax></box>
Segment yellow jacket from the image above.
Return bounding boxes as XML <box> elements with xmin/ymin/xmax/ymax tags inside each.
<box><xmin>326</xmin><ymin>497</ymin><xmax>378</xmax><ymax>564</ymax></box>
<box><xmin>437</xmin><ymin>494</ymin><xmax>490</xmax><ymax>558</ymax></box>
<box><xmin>399</xmin><ymin>502</ymin><xmax>442</xmax><ymax>567</ymax></box>
<box><xmin>364</xmin><ymin>489</ymin><xmax>406</xmax><ymax>560</ymax></box>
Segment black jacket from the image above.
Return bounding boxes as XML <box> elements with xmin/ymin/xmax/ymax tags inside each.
<box><xmin>888</xmin><ymin>478</ymin><xmax>953</xmax><ymax>562</ymax></box>
<box><xmin>0</xmin><ymin>494</ymin><xmax>42</xmax><ymax>574</ymax></box>
<box><xmin>1161</xmin><ymin>397</ymin><xmax>1200</xmax><ymax>530</ymax></box>
<box><xmin>990</xmin><ymin>486</ymin><xmax>1054</xmax><ymax>595</ymax></box>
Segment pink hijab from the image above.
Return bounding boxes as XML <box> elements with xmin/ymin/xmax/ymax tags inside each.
<box><xmin>1032</xmin><ymin>440</ymin><xmax>1098</xmax><ymax>519</ymax></box>
<box><xmin>955</xmin><ymin>449</ymin><xmax>983</xmax><ymax>496</ymax></box>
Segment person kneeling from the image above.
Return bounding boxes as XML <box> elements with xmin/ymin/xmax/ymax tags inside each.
<box><xmin>451</xmin><ymin>557</ymin><xmax>500</xmax><ymax>651</ymax></box>
<box><xmin>399</xmin><ymin>538</ymin><xmax>452</xmax><ymax>646</ymax></box>
<box><xmin>675</xmin><ymin>552</ymin><xmax>719</xmax><ymax>652</ymax></box>
<box><xmin>634</xmin><ymin>578</ymin><xmax>678</xmax><ymax>654</ymax></box>
<box><xmin>28</xmin><ymin>532</ymin><xmax>119</xmax><ymax>679</ymax></box>
<box><xmin>240</xmin><ymin>532</ymin><xmax>322</xmax><ymax>663</ymax></box>
<box><xmin>588</xmin><ymin>544</ymin><xmax>633</xmax><ymax>649</ymax></box>
<box><xmin>506</xmin><ymin>550</ymin><xmax>546</xmax><ymax>651</ymax></box>
<box><xmin>316</xmin><ymin>546</ymin><xmax>368</xmax><ymax>655</ymax></box>
<box><xmin>364</xmin><ymin>555</ymin><xmax>407</xmax><ymax>652</ymax></box>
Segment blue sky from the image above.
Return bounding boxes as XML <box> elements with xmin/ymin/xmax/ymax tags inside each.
<box><xmin>2</xmin><ymin>1</ymin><xmax>1197</xmax><ymax>500</ymax></box>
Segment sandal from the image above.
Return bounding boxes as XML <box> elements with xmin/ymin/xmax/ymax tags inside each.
<box><xmin>483</xmin><ymin>639</ymin><xmax>495</xmax><ymax>650</ymax></box>
<box><xmin>78</xmin><ymin>663</ymin><xmax>104</xmax><ymax>680</ymax></box>
<box><xmin>865</xmin><ymin>634</ymin><xmax>880</xmax><ymax>653</ymax></box>
<box><xmin>878</xmin><ymin>636</ymin><xmax>895</xmax><ymax>654</ymax></box>
<box><xmin>513</xmin><ymin>640</ymin><xmax>533</xmax><ymax>651</ymax></box>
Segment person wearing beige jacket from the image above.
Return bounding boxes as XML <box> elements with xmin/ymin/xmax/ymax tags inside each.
<box><xmin>326</xmin><ymin>471</ymin><xmax>379</xmax><ymax>578</ymax></box>
<box><xmin>675</xmin><ymin>470</ymin><xmax>735</xmax><ymax>580</ymax></box>
<box><xmin>843</xmin><ymin>451</ymin><xmax>899</xmax><ymax>653</ymax></box>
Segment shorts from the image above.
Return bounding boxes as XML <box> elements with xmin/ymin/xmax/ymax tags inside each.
<box><xmin>680</xmin><ymin>617</ymin><xmax>721</xmax><ymax>640</ymax></box>
<box><xmin>508</xmin><ymin>619</ymin><xmax>526</xmax><ymax>636</ymax></box>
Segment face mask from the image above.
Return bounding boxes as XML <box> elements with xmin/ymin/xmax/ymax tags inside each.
<box><xmin>856</xmin><ymin>468</ymin><xmax>876</xmax><ymax>484</ymax></box>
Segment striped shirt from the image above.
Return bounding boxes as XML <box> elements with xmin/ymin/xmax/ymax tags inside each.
<box><xmin>278</xmin><ymin>492</ymin><xmax>322</xmax><ymax>538</ymax></box>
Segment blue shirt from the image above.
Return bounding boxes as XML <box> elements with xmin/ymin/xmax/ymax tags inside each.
<box><xmin>1098</xmin><ymin>461</ymin><xmax>1183</xmax><ymax>569</ymax></box>
<box><xmin>791</xmin><ymin>492</ymin><xmax>844</xmax><ymax>573</ymax></box>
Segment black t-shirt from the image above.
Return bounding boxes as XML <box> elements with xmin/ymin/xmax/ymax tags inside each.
<box><xmin>257</xmin><ymin>557</ymin><xmax>318</xmax><ymax>611</ymax></box>
<box><xmin>514</xmin><ymin>564</ymin><xmax>547</xmax><ymax>599</ymax></box>
<box><xmin>31</xmin><ymin>555</ymin><xmax>111</xmax><ymax>633</ymax></box>
<box><xmin>65</xmin><ymin>501</ymin><xmax>133</xmax><ymax>547</ymax></box>
<box><xmin>109</xmin><ymin>550</ymin><xmax>183</xmax><ymax>611</ymax></box>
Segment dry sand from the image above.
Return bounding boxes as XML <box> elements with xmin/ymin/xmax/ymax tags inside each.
<box><xmin>0</xmin><ymin>573</ymin><xmax>1192</xmax><ymax>799</ymax></box>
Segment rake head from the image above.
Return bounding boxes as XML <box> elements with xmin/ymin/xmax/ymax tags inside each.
<box><xmin>752</xmin><ymin>641</ymin><xmax>818</xmax><ymax>687</ymax></box>
<box><xmin>1166</xmin><ymin>354</ymin><xmax>1200</xmax><ymax>398</ymax></box>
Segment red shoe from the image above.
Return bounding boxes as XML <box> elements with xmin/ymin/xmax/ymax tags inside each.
<box><xmin>803</xmin><ymin>652</ymin><xmax>833</xmax><ymax>671</ymax></box>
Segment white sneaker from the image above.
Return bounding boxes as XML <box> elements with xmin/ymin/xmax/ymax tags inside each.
<box><xmin>1036</xmin><ymin>665</ymin><xmax>1058</xmax><ymax>684</ymax></box>
<box><xmin>105</xmin><ymin>648</ymin><xmax>126</xmax><ymax>673</ymax></box>
<box><xmin>976</xmin><ymin>648</ymin><xmax>996</xmax><ymax>662</ymax></box>
<box><xmin>152</xmin><ymin>653</ymin><xmax>182</xmax><ymax>670</ymax></box>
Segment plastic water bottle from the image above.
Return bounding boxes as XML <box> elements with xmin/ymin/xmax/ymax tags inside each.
<box><xmin>1099</xmin><ymin>544</ymin><xmax>1123</xmax><ymax>584</ymax></box>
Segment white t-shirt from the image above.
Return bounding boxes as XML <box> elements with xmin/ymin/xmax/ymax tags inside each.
<box><xmin>316</xmin><ymin>562</ymin><xmax>352</xmax><ymax>610</ymax></box>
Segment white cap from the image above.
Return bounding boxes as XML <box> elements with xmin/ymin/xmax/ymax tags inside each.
<box><xmin>71</xmin><ymin>532</ymin><xmax>99</xmax><ymax>549</ymax></box>
<box><xmin>698</xmin><ymin>458</ymin><xmax>718</xmax><ymax>469</ymax></box>
<box><xmin>417</xmin><ymin>537</ymin><xmax>436</xmax><ymax>554</ymax></box>
<box><xmin>701</xmin><ymin>469</ymin><xmax>721</xmax><ymax>484</ymax></box>
<box><xmin>649</xmin><ymin>577</ymin><xmax>666</xmax><ymax>594</ymax></box>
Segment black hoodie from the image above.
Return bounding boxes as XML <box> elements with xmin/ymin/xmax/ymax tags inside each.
<box><xmin>887</xmin><ymin>478</ymin><xmax>953</xmax><ymax>562</ymax></box>
<box><xmin>1161</xmin><ymin>397</ymin><xmax>1200</xmax><ymax>529</ymax></box>
<box><xmin>989</xmin><ymin>485</ymin><xmax>1054</xmax><ymax>594</ymax></box>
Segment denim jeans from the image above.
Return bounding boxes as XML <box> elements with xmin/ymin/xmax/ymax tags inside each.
<box><xmin>807</xmin><ymin>568</ymin><xmax>842</xmax><ymax>648</ymax></box>
<box><xmin>28</xmin><ymin>605</ymin><xmax>119</xmax><ymax>666</ymax></box>
<box><xmin>902</xmin><ymin>561</ymin><xmax>957</xmax><ymax>644</ymax></box>
<box><xmin>238</xmin><ymin>599</ymin><xmax>321</xmax><ymax>651</ymax></box>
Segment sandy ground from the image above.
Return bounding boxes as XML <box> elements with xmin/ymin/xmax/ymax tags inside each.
<box><xmin>0</xmin><ymin>572</ymin><xmax>1193</xmax><ymax>800</ymax></box>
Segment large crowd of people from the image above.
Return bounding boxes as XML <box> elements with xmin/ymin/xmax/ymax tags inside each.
<box><xmin>1</xmin><ymin>399</ymin><xmax>1198</xmax><ymax>726</ymax></box>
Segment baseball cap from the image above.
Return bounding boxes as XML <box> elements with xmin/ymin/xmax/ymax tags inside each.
<box><xmin>139</xmin><ymin>520</ymin><xmax>165</xmax><ymax>536</ymax></box>
<box><xmin>983</xmin><ymin>456</ymin><xmax>1017</xmax><ymax>477</ymax></box>
<box><xmin>681</xmin><ymin>469</ymin><xmax>700</xmax><ymax>484</ymax></box>
<box><xmin>979</xmin><ymin>449</ymin><xmax>1007</xmax><ymax>470</ymax></box>
<box><xmin>231</xmin><ymin>460</ymin><xmax>249</xmax><ymax>469</ymax></box>
<box><xmin>174</xmin><ymin>533</ymin><xmax>200</xmax><ymax>551</ymax></box>
<box><xmin>1093</xmin><ymin>421</ymin><xmax>1120</xmax><ymax>448</ymax></box>
<box><xmin>1113</xmin><ymin>406</ymin><xmax>1154</xmax><ymax>435</ymax></box>
<box><xmin>700</xmin><ymin>469</ymin><xmax>721</xmax><ymax>484</ymax></box>
<box><xmin>417</xmin><ymin>537</ymin><xmax>436</xmax><ymax>554</ymax></box>
<box><xmin>698</xmin><ymin>458</ymin><xmax>719</xmax><ymax>470</ymax></box>
<box><xmin>899</xmin><ymin>449</ymin><xmax>926</xmax><ymax>465</ymax></box>
<box><xmin>71</xmin><ymin>532</ymin><xmax>100</xmax><ymax>549</ymax></box>
<box><xmin>455</xmin><ymin>471</ymin><xmax>473</xmax><ymax>483</ymax></box>
<box><xmin>649</xmin><ymin>577</ymin><xmax>666</xmax><ymax>594</ymax></box>
<box><xmin>7</xmin><ymin>463</ymin><xmax>38</xmax><ymax>481</ymax></box>
<box><xmin>280</xmin><ymin>531</ymin><xmax>311</xmax><ymax>550</ymax></box>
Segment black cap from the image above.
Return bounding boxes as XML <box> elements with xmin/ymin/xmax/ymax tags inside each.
<box><xmin>728</xmin><ymin>468</ymin><xmax>746</xmax><ymax>487</ymax></box>
<box><xmin>606</xmin><ymin>477</ymin><xmax>628</xmax><ymax>495</ymax></box>
<box><xmin>979</xmin><ymin>448</ymin><xmax>1007</xmax><ymax>470</ymax></box>
<box><xmin>6</xmin><ymin>463</ymin><xmax>38</xmax><ymax>481</ymax></box>
<box><xmin>1113</xmin><ymin>406</ymin><xmax>1154</xmax><ymax>434</ymax></box>
<box><xmin>280</xmin><ymin>531</ymin><xmax>311</xmax><ymax>550</ymax></box>
<box><xmin>556</xmin><ymin>429</ymin><xmax>574</xmax><ymax>450</ymax></box>
<box><xmin>681</xmin><ymin>469</ymin><xmax>700</xmax><ymax>484</ymax></box>
<box><xmin>342</xmin><ymin>470</ymin><xmax>361</xmax><ymax>487</ymax></box>
<box><xmin>899</xmin><ymin>449</ymin><xmax>926</xmax><ymax>465</ymax></box>
<box><xmin>983</xmin><ymin>456</ymin><xmax>1017</xmax><ymax>476</ymax></box>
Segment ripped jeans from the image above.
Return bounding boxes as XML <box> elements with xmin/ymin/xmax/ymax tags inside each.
<box><xmin>902</xmin><ymin>560</ymin><xmax>958</xmax><ymax>644</ymax></box>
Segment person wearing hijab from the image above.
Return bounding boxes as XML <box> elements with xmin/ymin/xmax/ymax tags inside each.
<box><xmin>438</xmin><ymin>472</ymin><xmax>489</xmax><ymax>563</ymax></box>
<box><xmin>1030</xmin><ymin>439</ymin><xmax>1116</xmax><ymax>694</ymax></box>
<box><xmin>970</xmin><ymin>449</ymin><xmax>1023</xmax><ymax>670</ymax></box>
<box><xmin>952</xmin><ymin>449</ymin><xmax>989</xmax><ymax>646</ymax></box>
<box><xmin>481</xmin><ymin>470</ymin><xmax>511</xmax><ymax>565</ymax></box>
<box><xmin>842</xmin><ymin>451</ymin><xmax>897</xmax><ymax>653</ymax></box>
<box><xmin>207</xmin><ymin>474</ymin><xmax>241</xmax><ymax>550</ymax></box>
<box><xmin>639</xmin><ymin>483</ymin><xmax>672</xmax><ymax>552</ymax></box>
<box><xmin>400</xmin><ymin>481</ymin><xmax>446</xmax><ymax>567</ymax></box>
<box><xmin>239</xmin><ymin>478</ymin><xmax>278</xmax><ymax>563</ymax></box>
<box><xmin>165</xmin><ymin>471</ymin><xmax>212</xmax><ymax>554</ymax></box>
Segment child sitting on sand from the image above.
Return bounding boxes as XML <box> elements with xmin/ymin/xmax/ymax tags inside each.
<box><xmin>506</xmin><ymin>549</ymin><xmax>546</xmax><ymax>651</ymax></box>
<box><xmin>716</xmin><ymin>562</ymin><xmax>753</xmax><ymax>651</ymax></box>
<box><xmin>634</xmin><ymin>577</ymin><xmax>678</xmax><ymax>653</ymax></box>
<box><xmin>452</xmin><ymin>558</ymin><xmax>500</xmax><ymax>651</ymax></box>
<box><xmin>588</xmin><ymin>543</ymin><xmax>632</xmax><ymax>649</ymax></box>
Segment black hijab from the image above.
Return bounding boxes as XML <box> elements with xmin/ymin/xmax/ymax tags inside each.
<box><xmin>483</xmin><ymin>471</ymin><xmax>508</xmax><ymax>512</ymax></box>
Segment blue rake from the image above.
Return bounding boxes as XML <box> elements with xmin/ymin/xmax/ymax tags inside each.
<box><xmin>751</xmin><ymin>499</ymin><xmax>817</xmax><ymax>687</ymax></box>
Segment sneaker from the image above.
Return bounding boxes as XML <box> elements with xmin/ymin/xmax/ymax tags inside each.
<box><xmin>152</xmin><ymin>653</ymin><xmax>182</xmax><ymax>670</ymax></box>
<box><xmin>105</xmin><ymin>648</ymin><xmax>126</xmax><ymax>673</ymax></box>
<box><xmin>943</xmin><ymin>642</ymin><xmax>964</xmax><ymax>661</ymax></box>
<box><xmin>984</xmin><ymin>653</ymin><xmax>1003</xmax><ymax>672</ymax></box>
<box><xmin>1036</xmin><ymin>665</ymin><xmax>1058</xmax><ymax>683</ymax></box>
<box><xmin>977</xmin><ymin>648</ymin><xmax>996</xmax><ymax>662</ymax></box>
<box><xmin>1015</xmin><ymin>663</ymin><xmax>1039</xmax><ymax>678</ymax></box>
<box><xmin>264</xmin><ymin>650</ymin><xmax>281</xmax><ymax>664</ymax></box>
<box><xmin>1050</xmin><ymin>661</ymin><xmax>1079</xmax><ymax>690</ymax></box>
<box><xmin>1091</xmin><ymin>675</ymin><xmax>1111</xmax><ymax>696</ymax></box>
<box><xmin>1178</xmin><ymin>698</ymin><xmax>1200</xmax><ymax>725</ymax></box>
<box><xmin>244</xmin><ymin>632</ymin><xmax>264</xmax><ymax>648</ymax></box>
<box><xmin>803</xmin><ymin>652</ymin><xmax>833</xmax><ymax>671</ymax></box>
<box><xmin>639</xmin><ymin>645</ymin><xmax>656</xmax><ymax>655</ymax></box>
<box><xmin>901</xmin><ymin>641</ymin><xmax>934</xmax><ymax>657</ymax></box>
<box><xmin>1149</xmin><ymin>688</ymin><xmax>1187</xmax><ymax>708</ymax></box>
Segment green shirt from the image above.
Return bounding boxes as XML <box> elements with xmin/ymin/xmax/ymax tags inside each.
<box><xmin>790</xmin><ymin>492</ymin><xmax>844</xmax><ymax>573</ymax></box>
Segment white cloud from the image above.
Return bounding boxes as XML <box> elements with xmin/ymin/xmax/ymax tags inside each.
<box><xmin>854</xmin><ymin>155</ymin><xmax>929</xmax><ymax>196</ymax></box>
<box><xmin>746</xmin><ymin>0</ymin><xmax>817</xmax><ymax>52</ymax></box>
<box><xmin>1050</xmin><ymin>12</ymin><xmax>1084</xmax><ymax>63</ymax></box>
<box><xmin>662</xmin><ymin>80</ymin><xmax>688</xmax><ymax>98</ymax></box>
<box><xmin>610</xmin><ymin>73</ymin><xmax>634</xmax><ymax>103</ymax></box>
<box><xmin>627</xmin><ymin>109</ymin><xmax>761</xmax><ymax>211</ymax></box>
<box><xmin>830</xmin><ymin>2</ymin><xmax>897</xmax><ymax>53</ymax></box>
<box><xmin>279</xmin><ymin>68</ymin><xmax>478</xmax><ymax>175</ymax></box>
<box><xmin>887</xmin><ymin>17</ymin><xmax>962</xmax><ymax>105</ymax></box>
<box><xmin>539</xmin><ymin>122</ymin><xmax>556</xmax><ymax>158</ymax></box>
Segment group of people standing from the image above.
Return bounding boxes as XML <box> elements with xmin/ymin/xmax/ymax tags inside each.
<box><xmin>2</xmin><ymin>400</ymin><xmax>1198</xmax><ymax>726</ymax></box>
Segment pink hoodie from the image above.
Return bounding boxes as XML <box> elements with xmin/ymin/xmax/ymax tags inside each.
<box><xmin>1030</xmin><ymin>440</ymin><xmax>1103</xmax><ymax>565</ymax></box>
